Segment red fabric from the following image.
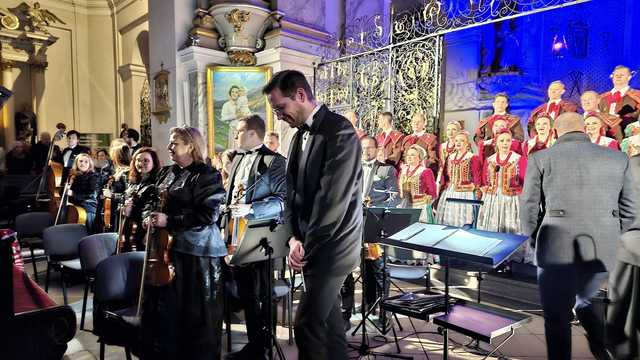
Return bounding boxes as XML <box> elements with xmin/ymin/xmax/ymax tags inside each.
<box><xmin>608</xmin><ymin>140</ymin><xmax>620</xmax><ymax>151</ymax></box>
<box><xmin>547</xmin><ymin>102</ymin><xmax>560</xmax><ymax>116</ymax></box>
<box><xmin>13</xmin><ymin>265</ymin><xmax>57</xmax><ymax>314</ymax></box>
<box><xmin>420</xmin><ymin>168</ymin><xmax>437</xmax><ymax>198</ymax></box>
<box><xmin>611</xmin><ymin>91</ymin><xmax>622</xmax><ymax>104</ymax></box>
<box><xmin>480</xmin><ymin>151</ymin><xmax>527</xmax><ymax>191</ymax></box>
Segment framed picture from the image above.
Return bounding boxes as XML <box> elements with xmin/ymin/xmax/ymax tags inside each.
<box><xmin>206</xmin><ymin>65</ymin><xmax>273</xmax><ymax>154</ymax></box>
<box><xmin>153</xmin><ymin>67</ymin><xmax>171</xmax><ymax>123</ymax></box>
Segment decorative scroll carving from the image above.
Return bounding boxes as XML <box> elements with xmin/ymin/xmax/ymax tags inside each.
<box><xmin>225</xmin><ymin>9</ymin><xmax>250</xmax><ymax>33</ymax></box>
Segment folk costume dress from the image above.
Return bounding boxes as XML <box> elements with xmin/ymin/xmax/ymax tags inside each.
<box><xmin>591</xmin><ymin>135</ymin><xmax>620</xmax><ymax>151</ymax></box>
<box><xmin>477</xmin><ymin>151</ymin><xmax>529</xmax><ymax>262</ymax></box>
<box><xmin>399</xmin><ymin>164</ymin><xmax>437</xmax><ymax>223</ymax></box>
<box><xmin>435</xmin><ymin>150</ymin><xmax>482</xmax><ymax>227</ymax></box>
<box><xmin>521</xmin><ymin>133</ymin><xmax>556</xmax><ymax>157</ymax></box>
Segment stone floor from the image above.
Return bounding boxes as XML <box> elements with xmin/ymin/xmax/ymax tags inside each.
<box><xmin>25</xmin><ymin>259</ymin><xmax>596</xmax><ymax>360</ymax></box>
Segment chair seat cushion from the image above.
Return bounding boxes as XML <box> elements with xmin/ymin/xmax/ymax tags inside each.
<box><xmin>106</xmin><ymin>306</ymin><xmax>141</xmax><ymax>327</ymax></box>
<box><xmin>388</xmin><ymin>265</ymin><xmax>427</xmax><ymax>280</ymax></box>
<box><xmin>21</xmin><ymin>237</ymin><xmax>44</xmax><ymax>245</ymax></box>
<box><xmin>273</xmin><ymin>279</ymin><xmax>290</xmax><ymax>298</ymax></box>
<box><xmin>58</xmin><ymin>258</ymin><xmax>82</xmax><ymax>271</ymax></box>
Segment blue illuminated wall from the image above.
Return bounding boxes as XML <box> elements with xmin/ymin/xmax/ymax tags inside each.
<box><xmin>442</xmin><ymin>0</ymin><xmax>640</xmax><ymax>137</ymax></box>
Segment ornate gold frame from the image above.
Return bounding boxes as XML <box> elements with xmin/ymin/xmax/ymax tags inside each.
<box><xmin>206</xmin><ymin>65</ymin><xmax>273</xmax><ymax>155</ymax></box>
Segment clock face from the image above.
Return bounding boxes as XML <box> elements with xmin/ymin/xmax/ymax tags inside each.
<box><xmin>1</xmin><ymin>14</ymin><xmax>19</xmax><ymax>30</ymax></box>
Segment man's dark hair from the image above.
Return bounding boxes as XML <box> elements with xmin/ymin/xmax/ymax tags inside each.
<box><xmin>361</xmin><ymin>135</ymin><xmax>378</xmax><ymax>147</ymax></box>
<box><xmin>228</xmin><ymin>85</ymin><xmax>240</xmax><ymax>97</ymax></box>
<box><xmin>240</xmin><ymin>114</ymin><xmax>266</xmax><ymax>139</ymax></box>
<box><xmin>265</xmin><ymin>131</ymin><xmax>279</xmax><ymax>140</ymax></box>
<box><xmin>126</xmin><ymin>128</ymin><xmax>140</xmax><ymax>142</ymax></box>
<box><xmin>262</xmin><ymin>70</ymin><xmax>314</xmax><ymax>100</ymax></box>
<box><xmin>67</xmin><ymin>130</ymin><xmax>80</xmax><ymax>138</ymax></box>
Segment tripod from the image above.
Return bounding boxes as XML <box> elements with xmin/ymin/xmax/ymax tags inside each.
<box><xmin>229</xmin><ymin>219</ymin><xmax>291</xmax><ymax>360</ymax></box>
<box><xmin>349</xmin><ymin>207</ymin><xmax>412</xmax><ymax>359</ymax></box>
<box><xmin>259</xmin><ymin>237</ymin><xmax>286</xmax><ymax>360</ymax></box>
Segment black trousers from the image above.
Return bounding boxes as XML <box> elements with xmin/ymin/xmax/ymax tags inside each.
<box><xmin>233</xmin><ymin>260</ymin><xmax>272</xmax><ymax>352</ymax></box>
<box><xmin>607</xmin><ymin>261</ymin><xmax>640</xmax><ymax>359</ymax></box>
<box><xmin>141</xmin><ymin>253</ymin><xmax>224</xmax><ymax>360</ymax></box>
<box><xmin>295</xmin><ymin>272</ymin><xmax>349</xmax><ymax>360</ymax></box>
<box><xmin>538</xmin><ymin>264</ymin><xmax>608</xmax><ymax>360</ymax></box>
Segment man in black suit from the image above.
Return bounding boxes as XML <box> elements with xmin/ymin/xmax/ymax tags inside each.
<box><xmin>125</xmin><ymin>128</ymin><xmax>142</xmax><ymax>156</ymax></box>
<box><xmin>224</xmin><ymin>115</ymin><xmax>287</xmax><ymax>360</ymax></box>
<box><xmin>341</xmin><ymin>135</ymin><xmax>400</xmax><ymax>329</ymax></box>
<box><xmin>264</xmin><ymin>70</ymin><xmax>362</xmax><ymax>360</ymax></box>
<box><xmin>60</xmin><ymin>130</ymin><xmax>90</xmax><ymax>188</ymax></box>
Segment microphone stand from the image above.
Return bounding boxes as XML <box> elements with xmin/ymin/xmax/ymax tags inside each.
<box><xmin>349</xmin><ymin>205</ymin><xmax>412</xmax><ymax>360</ymax></box>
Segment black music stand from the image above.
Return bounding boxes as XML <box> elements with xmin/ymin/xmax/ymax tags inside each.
<box><xmin>381</xmin><ymin>223</ymin><xmax>530</xmax><ymax>360</ymax></box>
<box><xmin>350</xmin><ymin>207</ymin><xmax>421</xmax><ymax>359</ymax></box>
<box><xmin>230</xmin><ymin>219</ymin><xmax>291</xmax><ymax>360</ymax></box>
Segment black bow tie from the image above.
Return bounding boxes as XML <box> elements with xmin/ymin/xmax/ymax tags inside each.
<box><xmin>240</xmin><ymin>150</ymin><xmax>255</xmax><ymax>155</ymax></box>
<box><xmin>298</xmin><ymin>124</ymin><xmax>311</xmax><ymax>132</ymax></box>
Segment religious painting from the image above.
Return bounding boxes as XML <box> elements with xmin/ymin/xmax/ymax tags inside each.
<box><xmin>206</xmin><ymin>65</ymin><xmax>272</xmax><ymax>154</ymax></box>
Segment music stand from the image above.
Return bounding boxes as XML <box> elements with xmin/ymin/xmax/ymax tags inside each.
<box><xmin>231</xmin><ymin>219</ymin><xmax>291</xmax><ymax>360</ymax></box>
<box><xmin>350</xmin><ymin>207</ymin><xmax>421</xmax><ymax>358</ymax></box>
<box><xmin>381</xmin><ymin>223</ymin><xmax>530</xmax><ymax>360</ymax></box>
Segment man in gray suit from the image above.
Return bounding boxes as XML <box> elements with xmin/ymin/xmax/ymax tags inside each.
<box><xmin>520</xmin><ymin>112</ymin><xmax>639</xmax><ymax>360</ymax></box>
<box><xmin>607</xmin><ymin>154</ymin><xmax>640</xmax><ymax>359</ymax></box>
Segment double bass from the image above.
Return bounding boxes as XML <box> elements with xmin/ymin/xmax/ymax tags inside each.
<box><xmin>35</xmin><ymin>123</ymin><xmax>66</xmax><ymax>217</ymax></box>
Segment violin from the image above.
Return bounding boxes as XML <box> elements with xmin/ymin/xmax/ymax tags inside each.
<box><xmin>116</xmin><ymin>193</ymin><xmax>139</xmax><ymax>254</ymax></box>
<box><xmin>141</xmin><ymin>188</ymin><xmax>174</xmax><ymax>286</ymax></box>
<box><xmin>102</xmin><ymin>176</ymin><xmax>115</xmax><ymax>231</ymax></box>
<box><xmin>225</xmin><ymin>184</ymin><xmax>248</xmax><ymax>264</ymax></box>
<box><xmin>363</xmin><ymin>196</ymin><xmax>382</xmax><ymax>260</ymax></box>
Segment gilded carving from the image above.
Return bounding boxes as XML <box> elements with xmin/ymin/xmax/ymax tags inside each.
<box><xmin>225</xmin><ymin>9</ymin><xmax>251</xmax><ymax>33</ymax></box>
<box><xmin>227</xmin><ymin>50</ymin><xmax>256</xmax><ymax>66</ymax></box>
<box><xmin>0</xmin><ymin>8</ymin><xmax>20</xmax><ymax>30</ymax></box>
<box><xmin>25</xmin><ymin>2</ymin><xmax>65</xmax><ymax>34</ymax></box>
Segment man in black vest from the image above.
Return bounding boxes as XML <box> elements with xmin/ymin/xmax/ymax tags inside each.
<box><xmin>60</xmin><ymin>130</ymin><xmax>90</xmax><ymax>188</ymax></box>
<box><xmin>224</xmin><ymin>115</ymin><xmax>286</xmax><ymax>360</ymax></box>
<box><xmin>264</xmin><ymin>70</ymin><xmax>362</xmax><ymax>360</ymax></box>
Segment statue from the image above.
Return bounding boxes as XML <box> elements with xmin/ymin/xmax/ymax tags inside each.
<box><xmin>26</xmin><ymin>2</ymin><xmax>65</xmax><ymax>34</ymax></box>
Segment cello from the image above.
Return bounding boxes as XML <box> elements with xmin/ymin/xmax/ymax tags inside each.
<box><xmin>54</xmin><ymin>172</ymin><xmax>88</xmax><ymax>225</ymax></box>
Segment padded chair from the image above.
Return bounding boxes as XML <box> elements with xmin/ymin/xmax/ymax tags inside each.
<box><xmin>15</xmin><ymin>212</ymin><xmax>54</xmax><ymax>283</ymax></box>
<box><xmin>78</xmin><ymin>232</ymin><xmax>117</xmax><ymax>330</ymax></box>
<box><xmin>93</xmin><ymin>251</ymin><xmax>144</xmax><ymax>360</ymax></box>
<box><xmin>42</xmin><ymin>224</ymin><xmax>88</xmax><ymax>305</ymax></box>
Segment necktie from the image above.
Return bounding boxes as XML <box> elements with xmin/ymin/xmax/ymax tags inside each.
<box><xmin>548</xmin><ymin>102</ymin><xmax>560</xmax><ymax>117</ymax></box>
<box><xmin>612</xmin><ymin>91</ymin><xmax>622</xmax><ymax>104</ymax></box>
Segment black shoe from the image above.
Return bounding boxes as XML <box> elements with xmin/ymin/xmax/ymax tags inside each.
<box><xmin>225</xmin><ymin>345</ymin><xmax>268</xmax><ymax>360</ymax></box>
<box><xmin>343</xmin><ymin>317</ymin><xmax>352</xmax><ymax>332</ymax></box>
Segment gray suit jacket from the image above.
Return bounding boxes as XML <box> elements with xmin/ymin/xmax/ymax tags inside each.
<box><xmin>519</xmin><ymin>132</ymin><xmax>639</xmax><ymax>272</ymax></box>
<box><xmin>618</xmin><ymin>155</ymin><xmax>640</xmax><ymax>266</ymax></box>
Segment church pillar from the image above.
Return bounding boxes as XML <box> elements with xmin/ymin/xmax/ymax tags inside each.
<box><xmin>119</xmin><ymin>63</ymin><xmax>149</xmax><ymax>131</ymax></box>
<box><xmin>1</xmin><ymin>61</ymin><xmax>19</xmax><ymax>149</ymax></box>
<box><xmin>31</xmin><ymin>65</ymin><xmax>46</xmax><ymax>131</ymax></box>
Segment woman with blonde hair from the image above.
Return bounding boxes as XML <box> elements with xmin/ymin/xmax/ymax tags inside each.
<box><xmin>435</xmin><ymin>131</ymin><xmax>482</xmax><ymax>227</ymax></box>
<box><xmin>101</xmin><ymin>143</ymin><xmax>131</xmax><ymax>231</ymax></box>
<box><xmin>67</xmin><ymin>153</ymin><xmax>99</xmax><ymax>231</ymax></box>
<box><xmin>399</xmin><ymin>144</ymin><xmax>437</xmax><ymax>223</ymax></box>
<box><xmin>141</xmin><ymin>126</ymin><xmax>226</xmax><ymax>359</ymax></box>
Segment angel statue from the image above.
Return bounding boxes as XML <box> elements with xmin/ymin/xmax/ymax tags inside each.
<box><xmin>26</xmin><ymin>2</ymin><xmax>65</xmax><ymax>33</ymax></box>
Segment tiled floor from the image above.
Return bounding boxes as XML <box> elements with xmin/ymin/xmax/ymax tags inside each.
<box><xmin>26</xmin><ymin>259</ymin><xmax>596</xmax><ymax>359</ymax></box>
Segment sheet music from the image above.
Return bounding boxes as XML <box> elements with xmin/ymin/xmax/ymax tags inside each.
<box><xmin>434</xmin><ymin>229</ymin><xmax>502</xmax><ymax>256</ymax></box>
